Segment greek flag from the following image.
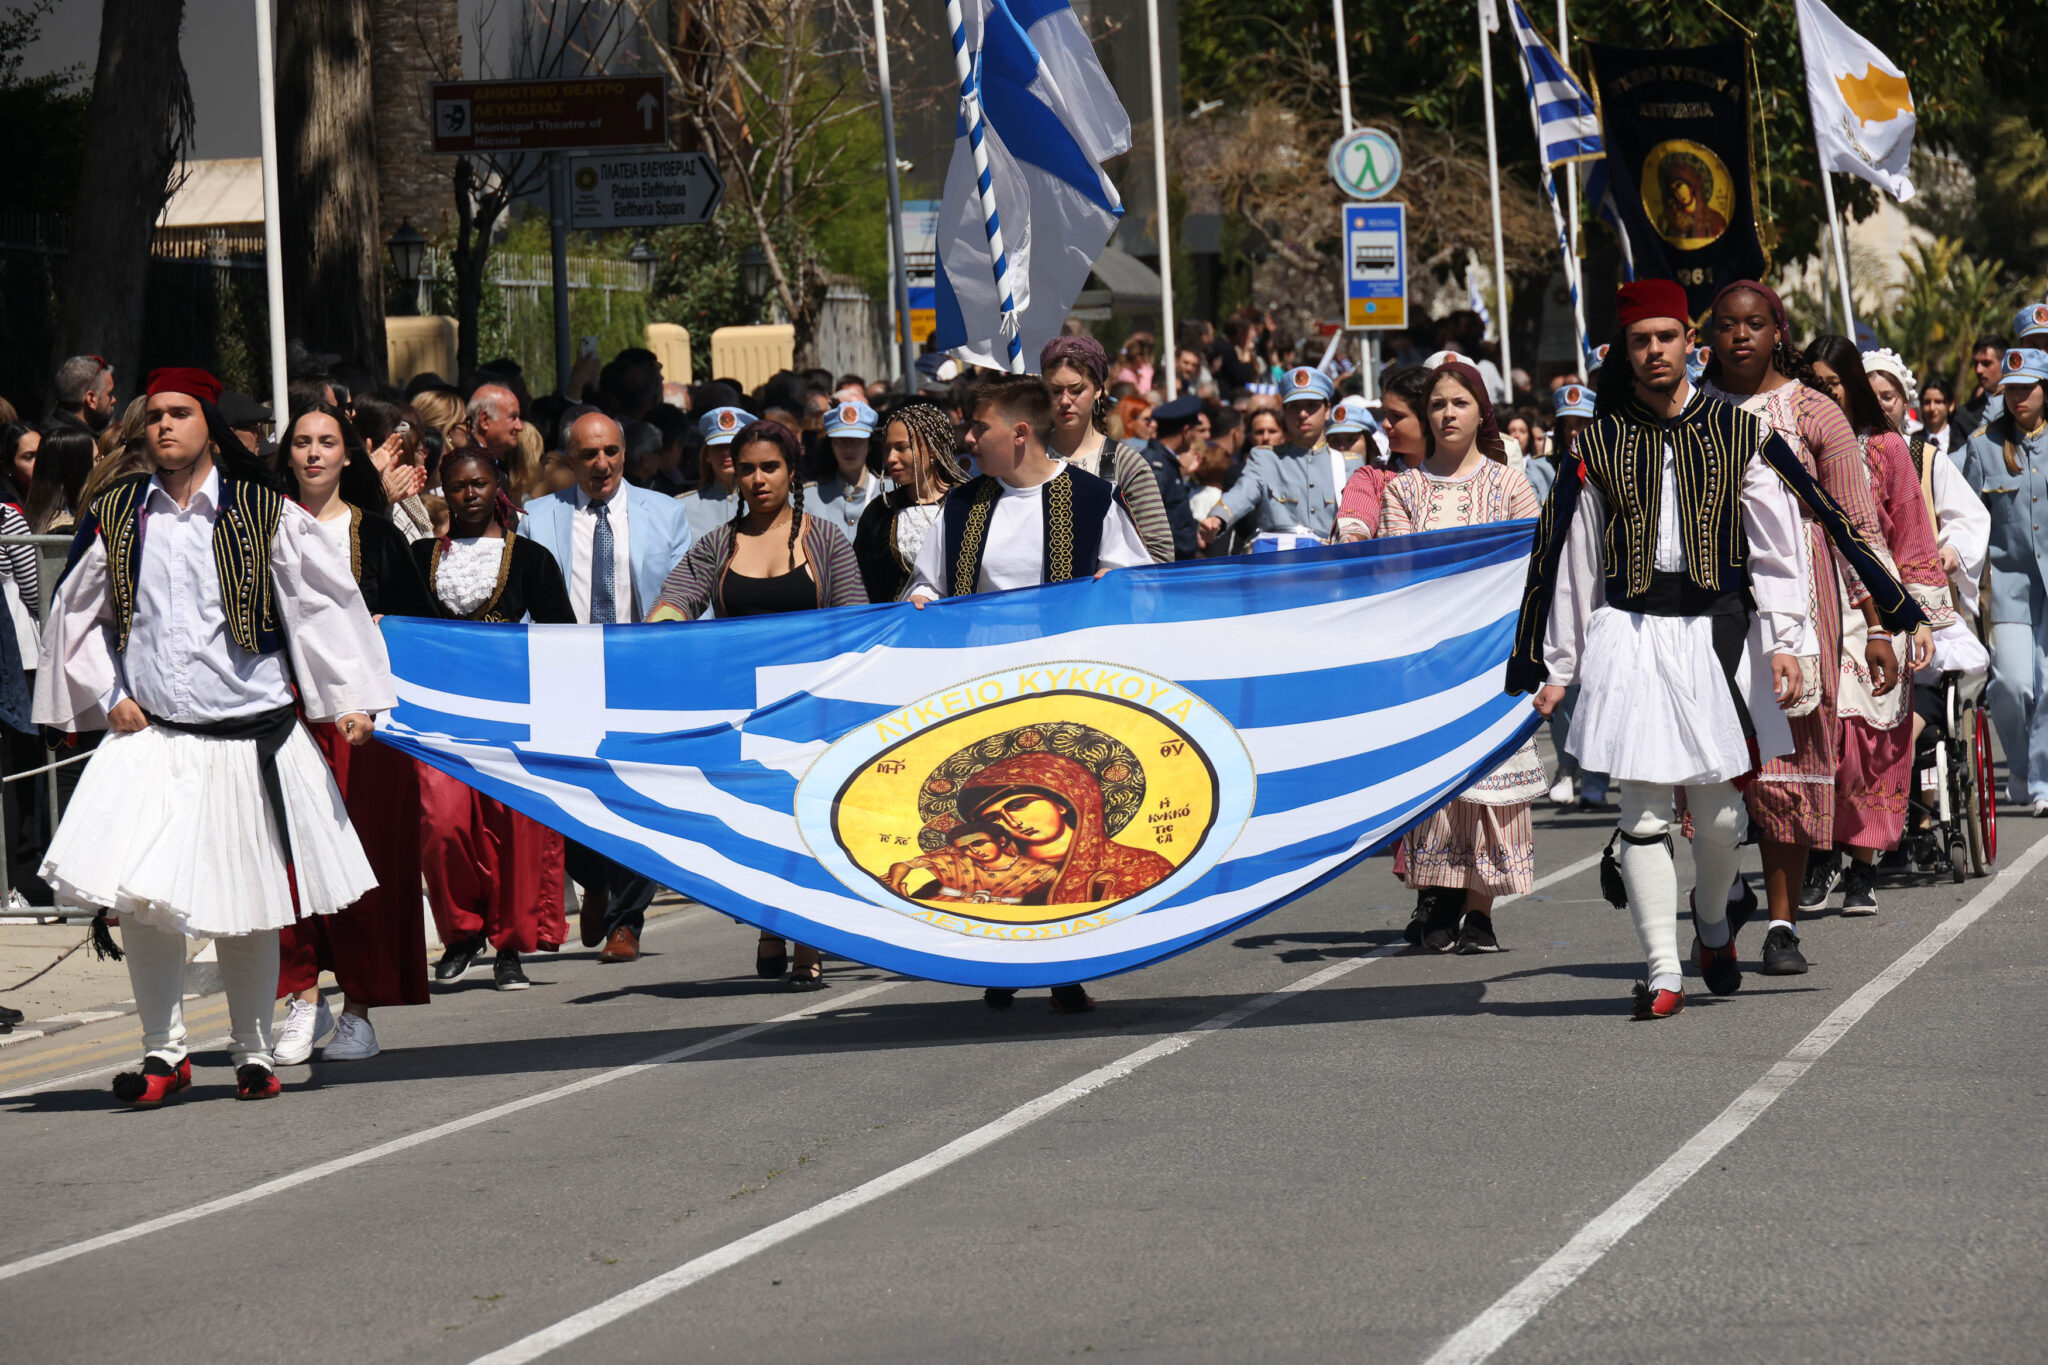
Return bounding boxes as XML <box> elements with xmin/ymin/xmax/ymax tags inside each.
<box><xmin>934</xmin><ymin>0</ymin><xmax>1128</xmax><ymax>373</ymax></box>
<box><xmin>1505</xmin><ymin>0</ymin><xmax>1601</xmax><ymax>168</ymax></box>
<box><xmin>376</xmin><ymin>526</ymin><xmax>1541</xmax><ymax>989</ymax></box>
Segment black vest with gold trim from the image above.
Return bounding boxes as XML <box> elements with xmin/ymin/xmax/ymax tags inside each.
<box><xmin>68</xmin><ymin>470</ymin><xmax>287</xmax><ymax>655</ymax></box>
<box><xmin>937</xmin><ymin>465</ymin><xmax>1114</xmax><ymax>598</ymax></box>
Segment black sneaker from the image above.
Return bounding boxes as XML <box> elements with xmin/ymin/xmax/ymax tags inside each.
<box><xmin>0</xmin><ymin>1003</ymin><xmax>23</xmax><ymax>1025</ymax></box>
<box><xmin>1454</xmin><ymin>910</ymin><xmax>1500</xmax><ymax>953</ymax></box>
<box><xmin>982</xmin><ymin>987</ymin><xmax>1017</xmax><ymax>1010</ymax></box>
<box><xmin>1402</xmin><ymin>891</ymin><xmax>1429</xmax><ymax>946</ymax></box>
<box><xmin>434</xmin><ymin>936</ymin><xmax>487</xmax><ymax>983</ymax></box>
<box><xmin>1049</xmin><ymin>984</ymin><xmax>1095</xmax><ymax>1013</ymax></box>
<box><xmin>1798</xmin><ymin>851</ymin><xmax>1839</xmax><ymax>911</ymax></box>
<box><xmin>1760</xmin><ymin>924</ymin><xmax>1809</xmax><ymax>975</ymax></box>
<box><xmin>1419</xmin><ymin>889</ymin><xmax>1465</xmax><ymax>954</ymax></box>
<box><xmin>1838</xmin><ymin>858</ymin><xmax>1878</xmax><ymax>916</ymax></box>
<box><xmin>493</xmin><ymin>949</ymin><xmax>531</xmax><ymax>991</ymax></box>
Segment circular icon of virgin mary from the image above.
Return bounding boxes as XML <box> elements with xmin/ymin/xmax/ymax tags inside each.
<box><xmin>794</xmin><ymin>662</ymin><xmax>1255</xmax><ymax>941</ymax></box>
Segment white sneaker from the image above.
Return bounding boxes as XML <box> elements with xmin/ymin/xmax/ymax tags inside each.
<box><xmin>273</xmin><ymin>996</ymin><xmax>334</xmax><ymax>1066</ymax></box>
<box><xmin>323</xmin><ymin>1012</ymin><xmax>380</xmax><ymax>1061</ymax></box>
<box><xmin>1547</xmin><ymin>777</ymin><xmax>1576</xmax><ymax>807</ymax></box>
<box><xmin>2032</xmin><ymin>799</ymin><xmax>2048</xmax><ymax>819</ymax></box>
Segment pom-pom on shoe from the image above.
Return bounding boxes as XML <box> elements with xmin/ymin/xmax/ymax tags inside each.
<box><xmin>235</xmin><ymin>1064</ymin><xmax>282</xmax><ymax>1101</ymax></box>
<box><xmin>112</xmin><ymin>1055</ymin><xmax>190</xmax><ymax>1108</ymax></box>
<box><xmin>1631</xmin><ymin>983</ymin><xmax>1686</xmax><ymax>1020</ymax></box>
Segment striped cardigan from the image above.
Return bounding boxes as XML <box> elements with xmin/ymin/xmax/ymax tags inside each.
<box><xmin>650</xmin><ymin>513</ymin><xmax>868</xmax><ymax>620</ymax></box>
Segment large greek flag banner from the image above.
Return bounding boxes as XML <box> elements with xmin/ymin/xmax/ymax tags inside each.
<box><xmin>376</xmin><ymin>525</ymin><xmax>1540</xmax><ymax>988</ymax></box>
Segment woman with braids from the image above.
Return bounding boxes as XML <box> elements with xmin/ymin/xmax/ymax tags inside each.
<box><xmin>649</xmin><ymin>419</ymin><xmax>867</xmax><ymax>990</ymax></box>
<box><xmin>851</xmin><ymin>400</ymin><xmax>969</xmax><ymax>602</ymax></box>
<box><xmin>271</xmin><ymin>403</ymin><xmax>436</xmax><ymax>1064</ymax></box>
<box><xmin>1799</xmin><ymin>338</ymin><xmax>1951</xmax><ymax>912</ymax></box>
<box><xmin>408</xmin><ymin>449</ymin><xmax>574</xmax><ymax>993</ymax></box>
<box><xmin>1698</xmin><ymin>281</ymin><xmax>1930</xmax><ymax>973</ymax></box>
<box><xmin>1040</xmin><ymin>335</ymin><xmax>1176</xmax><ymax>563</ymax></box>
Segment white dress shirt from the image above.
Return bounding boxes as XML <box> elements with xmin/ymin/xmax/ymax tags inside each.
<box><xmin>569</xmin><ymin>483</ymin><xmax>634</xmax><ymax>624</ymax></box>
<box><xmin>35</xmin><ymin>465</ymin><xmax>393</xmax><ymax>727</ymax></box>
<box><xmin>907</xmin><ymin>462</ymin><xmax>1153</xmax><ymax>601</ymax></box>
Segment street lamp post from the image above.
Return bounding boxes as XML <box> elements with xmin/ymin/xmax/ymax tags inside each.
<box><xmin>628</xmin><ymin>240</ymin><xmax>657</xmax><ymax>294</ymax></box>
<box><xmin>385</xmin><ymin>219</ymin><xmax>426</xmax><ymax>316</ymax></box>
<box><xmin>739</xmin><ymin>245</ymin><xmax>770</xmax><ymax>324</ymax></box>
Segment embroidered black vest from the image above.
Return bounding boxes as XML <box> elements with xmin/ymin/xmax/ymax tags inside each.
<box><xmin>937</xmin><ymin>466</ymin><xmax>1114</xmax><ymax>598</ymax></box>
<box><xmin>1506</xmin><ymin>389</ymin><xmax>1926</xmax><ymax>694</ymax></box>
<box><xmin>70</xmin><ymin>471</ymin><xmax>287</xmax><ymax>655</ymax></box>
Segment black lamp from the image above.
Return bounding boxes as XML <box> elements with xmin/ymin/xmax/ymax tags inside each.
<box><xmin>739</xmin><ymin>244</ymin><xmax>770</xmax><ymax>320</ymax></box>
<box><xmin>385</xmin><ymin>219</ymin><xmax>426</xmax><ymax>315</ymax></box>
<box><xmin>627</xmin><ymin>240</ymin><xmax>657</xmax><ymax>292</ymax></box>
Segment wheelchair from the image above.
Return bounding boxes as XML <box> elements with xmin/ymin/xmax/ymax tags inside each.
<box><xmin>1905</xmin><ymin>670</ymin><xmax>1996</xmax><ymax>882</ymax></box>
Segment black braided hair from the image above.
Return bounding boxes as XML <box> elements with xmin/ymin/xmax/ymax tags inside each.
<box><xmin>787</xmin><ymin>476</ymin><xmax>805</xmax><ymax>573</ymax></box>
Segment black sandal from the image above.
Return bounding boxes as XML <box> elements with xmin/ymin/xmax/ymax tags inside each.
<box><xmin>785</xmin><ymin>958</ymin><xmax>825</xmax><ymax>991</ymax></box>
<box><xmin>755</xmin><ymin>937</ymin><xmax>788</xmax><ymax>979</ymax></box>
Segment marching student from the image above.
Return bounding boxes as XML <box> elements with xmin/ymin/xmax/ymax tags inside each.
<box><xmin>1040</xmin><ymin>334</ymin><xmax>1176</xmax><ymax>563</ymax></box>
<box><xmin>1510</xmin><ymin>282</ymin><xmax>1923</xmax><ymax>1019</ymax></box>
<box><xmin>680</xmin><ymin>405</ymin><xmax>755</xmax><ymax>540</ymax></box>
<box><xmin>273</xmin><ymin>403</ymin><xmax>436</xmax><ymax>1065</ymax></box>
<box><xmin>36</xmin><ymin>368</ymin><xmax>392</xmax><ymax>1105</ymax></box>
<box><xmin>1198</xmin><ymin>365</ymin><xmax>1367</xmax><ymax>546</ymax></box>
<box><xmin>852</xmin><ymin>401</ymin><xmax>969</xmax><ymax>602</ymax></box>
<box><xmin>411</xmin><ymin>449</ymin><xmax>575</xmax><ymax>990</ymax></box>
<box><xmin>907</xmin><ymin>376</ymin><xmax>1152</xmax><ymax>1013</ymax></box>
<box><xmin>811</xmin><ymin>397</ymin><xmax>889</xmax><ymax>539</ymax></box>
<box><xmin>1701</xmin><ymin>281</ymin><xmax>1929</xmax><ymax>972</ymax></box>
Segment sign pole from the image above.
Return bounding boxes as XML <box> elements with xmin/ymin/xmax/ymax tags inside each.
<box><xmin>1145</xmin><ymin>0</ymin><xmax>1176</xmax><ymax>398</ymax></box>
<box><xmin>1477</xmin><ymin>0</ymin><xmax>1513</xmax><ymax>382</ymax></box>
<box><xmin>550</xmin><ymin>153</ymin><xmax>573</xmax><ymax>398</ymax></box>
<box><xmin>872</xmin><ymin>0</ymin><xmax>918</xmax><ymax>393</ymax></box>
<box><xmin>253</xmin><ymin>0</ymin><xmax>288</xmax><ymax>425</ymax></box>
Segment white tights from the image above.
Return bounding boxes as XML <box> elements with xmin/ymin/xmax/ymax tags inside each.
<box><xmin>1615</xmin><ymin>781</ymin><xmax>1746</xmax><ymax>993</ymax></box>
<box><xmin>120</xmin><ymin>919</ymin><xmax>279</xmax><ymax>1069</ymax></box>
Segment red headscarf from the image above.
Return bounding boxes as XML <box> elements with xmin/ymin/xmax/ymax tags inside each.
<box><xmin>1709</xmin><ymin>278</ymin><xmax>1788</xmax><ymax>333</ymax></box>
<box><xmin>144</xmin><ymin>366</ymin><xmax>222</xmax><ymax>405</ymax></box>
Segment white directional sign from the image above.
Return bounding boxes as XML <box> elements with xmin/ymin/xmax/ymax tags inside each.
<box><xmin>567</xmin><ymin>150</ymin><xmax>725</xmax><ymax>230</ymax></box>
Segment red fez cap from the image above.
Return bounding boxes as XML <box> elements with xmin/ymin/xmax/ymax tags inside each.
<box><xmin>145</xmin><ymin>367</ymin><xmax>222</xmax><ymax>406</ymax></box>
<box><xmin>1614</xmin><ymin>280</ymin><xmax>1690</xmax><ymax>330</ymax></box>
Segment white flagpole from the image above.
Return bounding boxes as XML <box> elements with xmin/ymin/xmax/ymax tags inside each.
<box><xmin>253</xmin><ymin>0</ymin><xmax>288</xmax><ymax>423</ymax></box>
<box><xmin>1146</xmin><ymin>0</ymin><xmax>1177</xmax><ymax>399</ymax></box>
<box><xmin>1333</xmin><ymin>0</ymin><xmax>1354</xmax><ymax>135</ymax></box>
<box><xmin>1819</xmin><ymin>169</ymin><xmax>1857</xmax><ymax>333</ymax></box>
<box><xmin>872</xmin><ymin>0</ymin><xmax>917</xmax><ymax>391</ymax></box>
<box><xmin>1478</xmin><ymin>0</ymin><xmax>1513</xmax><ymax>381</ymax></box>
<box><xmin>1554</xmin><ymin>0</ymin><xmax>1587</xmax><ymax>361</ymax></box>
<box><xmin>946</xmin><ymin>0</ymin><xmax>1025</xmax><ymax>372</ymax></box>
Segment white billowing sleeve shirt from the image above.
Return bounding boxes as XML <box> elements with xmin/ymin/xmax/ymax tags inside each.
<box><xmin>33</xmin><ymin>467</ymin><xmax>394</xmax><ymax>729</ymax></box>
<box><xmin>569</xmin><ymin>484</ymin><xmax>635</xmax><ymax>623</ymax></box>
<box><xmin>906</xmin><ymin>462</ymin><xmax>1152</xmax><ymax>602</ymax></box>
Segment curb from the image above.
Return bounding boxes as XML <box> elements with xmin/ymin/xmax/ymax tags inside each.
<box><xmin>0</xmin><ymin>963</ymin><xmax>223</xmax><ymax>1048</ymax></box>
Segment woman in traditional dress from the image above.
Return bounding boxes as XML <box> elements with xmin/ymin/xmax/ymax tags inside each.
<box><xmin>409</xmin><ymin>449</ymin><xmax>574</xmax><ymax>991</ymax></box>
<box><xmin>650</xmin><ymin>420</ymin><xmax>867</xmax><ymax>989</ymax></box>
<box><xmin>1040</xmin><ymin>335</ymin><xmax>1176</xmax><ymax>563</ymax></box>
<box><xmin>851</xmin><ymin>401</ymin><xmax>968</xmax><ymax>603</ymax></box>
<box><xmin>1700</xmin><ymin>282</ymin><xmax>1929</xmax><ymax>973</ymax></box>
<box><xmin>1800</xmin><ymin>338</ymin><xmax>1951</xmax><ymax>911</ymax></box>
<box><xmin>272</xmin><ymin>403</ymin><xmax>437</xmax><ymax>1062</ymax></box>
<box><xmin>1377</xmin><ymin>362</ymin><xmax>1545</xmax><ymax>953</ymax></box>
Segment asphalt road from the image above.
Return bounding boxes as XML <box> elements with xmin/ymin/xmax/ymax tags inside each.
<box><xmin>3</xmin><ymin>798</ymin><xmax>2044</xmax><ymax>1364</ymax></box>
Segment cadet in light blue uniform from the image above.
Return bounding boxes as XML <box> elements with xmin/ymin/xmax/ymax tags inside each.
<box><xmin>1199</xmin><ymin>366</ymin><xmax>1367</xmax><ymax>544</ymax></box>
<box><xmin>679</xmin><ymin>405</ymin><xmax>753</xmax><ymax>540</ymax></box>
<box><xmin>1962</xmin><ymin>347</ymin><xmax>2048</xmax><ymax>810</ymax></box>
<box><xmin>811</xmin><ymin>398</ymin><xmax>889</xmax><ymax>538</ymax></box>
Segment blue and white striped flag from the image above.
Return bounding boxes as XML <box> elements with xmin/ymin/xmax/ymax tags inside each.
<box><xmin>1504</xmin><ymin>0</ymin><xmax>1601</xmax><ymax>169</ymax></box>
<box><xmin>934</xmin><ymin>0</ymin><xmax>1128</xmax><ymax>374</ymax></box>
<box><xmin>376</xmin><ymin>527</ymin><xmax>1540</xmax><ymax>989</ymax></box>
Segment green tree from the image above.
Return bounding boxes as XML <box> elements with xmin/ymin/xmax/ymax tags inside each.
<box><xmin>0</xmin><ymin>0</ymin><xmax>92</xmax><ymax>215</ymax></box>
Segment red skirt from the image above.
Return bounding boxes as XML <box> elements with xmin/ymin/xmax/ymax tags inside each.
<box><xmin>417</xmin><ymin>761</ymin><xmax>566</xmax><ymax>954</ymax></box>
<box><xmin>278</xmin><ymin>724</ymin><xmax>430</xmax><ymax>1008</ymax></box>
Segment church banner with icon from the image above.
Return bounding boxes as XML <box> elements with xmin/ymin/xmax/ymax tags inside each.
<box><xmin>375</xmin><ymin>525</ymin><xmax>1541</xmax><ymax>988</ymax></box>
<box><xmin>1586</xmin><ymin>41</ymin><xmax>1767</xmax><ymax>316</ymax></box>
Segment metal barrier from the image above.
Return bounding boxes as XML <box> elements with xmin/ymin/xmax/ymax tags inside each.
<box><xmin>0</xmin><ymin>534</ymin><xmax>101</xmax><ymax>919</ymax></box>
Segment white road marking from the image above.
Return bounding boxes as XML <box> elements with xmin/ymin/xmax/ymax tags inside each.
<box><xmin>0</xmin><ymin>983</ymin><xmax>899</xmax><ymax>1284</ymax></box>
<box><xmin>1422</xmin><ymin>832</ymin><xmax>2048</xmax><ymax>1365</ymax></box>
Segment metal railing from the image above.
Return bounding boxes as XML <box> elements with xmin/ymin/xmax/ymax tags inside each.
<box><xmin>0</xmin><ymin>535</ymin><xmax>100</xmax><ymax>920</ymax></box>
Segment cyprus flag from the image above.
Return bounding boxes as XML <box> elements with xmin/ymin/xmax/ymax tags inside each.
<box><xmin>1794</xmin><ymin>0</ymin><xmax>1916</xmax><ymax>200</ymax></box>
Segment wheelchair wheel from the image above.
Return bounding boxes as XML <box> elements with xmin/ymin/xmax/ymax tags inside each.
<box><xmin>1965</xmin><ymin>702</ymin><xmax>1997</xmax><ymax>875</ymax></box>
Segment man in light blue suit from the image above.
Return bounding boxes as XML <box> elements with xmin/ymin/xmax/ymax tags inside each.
<box><xmin>520</xmin><ymin>410</ymin><xmax>695</xmax><ymax>960</ymax></box>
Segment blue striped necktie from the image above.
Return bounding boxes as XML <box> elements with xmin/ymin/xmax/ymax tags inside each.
<box><xmin>591</xmin><ymin>501</ymin><xmax>616</xmax><ymax>624</ymax></box>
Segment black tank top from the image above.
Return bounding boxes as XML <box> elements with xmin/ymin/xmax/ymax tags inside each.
<box><xmin>718</xmin><ymin>564</ymin><xmax>815</xmax><ymax>618</ymax></box>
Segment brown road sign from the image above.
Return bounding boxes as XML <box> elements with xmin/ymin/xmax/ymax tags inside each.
<box><xmin>430</xmin><ymin>77</ymin><xmax>667</xmax><ymax>154</ymax></box>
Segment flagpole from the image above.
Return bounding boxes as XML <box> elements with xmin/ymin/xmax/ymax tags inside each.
<box><xmin>872</xmin><ymin>0</ymin><xmax>917</xmax><ymax>392</ymax></box>
<box><xmin>1145</xmin><ymin>0</ymin><xmax>1177</xmax><ymax>399</ymax></box>
<box><xmin>253</xmin><ymin>0</ymin><xmax>288</xmax><ymax>425</ymax></box>
<box><xmin>1478</xmin><ymin>0</ymin><xmax>1513</xmax><ymax>382</ymax></box>
<box><xmin>1819</xmin><ymin>168</ymin><xmax>1857</xmax><ymax>333</ymax></box>
<box><xmin>1332</xmin><ymin>0</ymin><xmax>1354</xmax><ymax>135</ymax></box>
<box><xmin>947</xmin><ymin>0</ymin><xmax>1026</xmax><ymax>373</ymax></box>
<box><xmin>1554</xmin><ymin>0</ymin><xmax>1587</xmax><ymax>359</ymax></box>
